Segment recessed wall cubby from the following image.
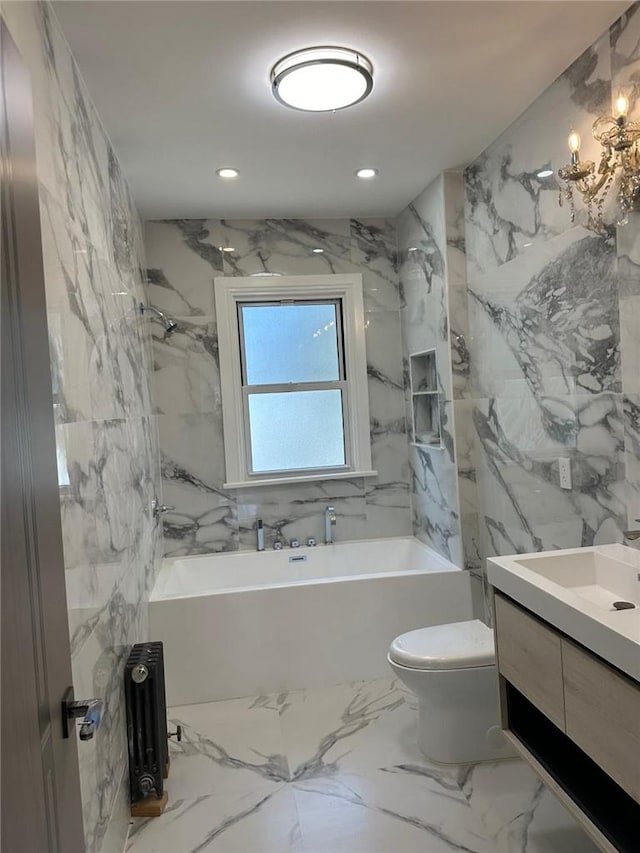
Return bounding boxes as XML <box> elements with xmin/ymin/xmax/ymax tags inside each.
<box><xmin>409</xmin><ymin>349</ymin><xmax>443</xmax><ymax>449</ymax></box>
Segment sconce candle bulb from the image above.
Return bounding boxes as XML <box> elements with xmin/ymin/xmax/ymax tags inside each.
<box><xmin>568</xmin><ymin>130</ymin><xmax>581</xmax><ymax>154</ymax></box>
<box><xmin>615</xmin><ymin>93</ymin><xmax>630</xmax><ymax>119</ymax></box>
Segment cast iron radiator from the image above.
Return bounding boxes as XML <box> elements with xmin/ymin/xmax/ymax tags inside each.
<box><xmin>125</xmin><ymin>641</ymin><xmax>169</xmax><ymax>803</ymax></box>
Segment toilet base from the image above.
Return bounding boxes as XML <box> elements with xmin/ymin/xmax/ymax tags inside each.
<box><xmin>415</xmin><ymin>664</ymin><xmax>516</xmax><ymax>764</ymax></box>
<box><xmin>389</xmin><ymin>654</ymin><xmax>518</xmax><ymax>765</ymax></box>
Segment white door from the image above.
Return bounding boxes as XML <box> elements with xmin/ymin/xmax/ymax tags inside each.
<box><xmin>1</xmin><ymin>18</ymin><xmax>85</xmax><ymax>852</ymax></box>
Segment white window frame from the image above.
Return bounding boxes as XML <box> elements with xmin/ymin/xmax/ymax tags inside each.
<box><xmin>215</xmin><ymin>273</ymin><xmax>376</xmax><ymax>488</ymax></box>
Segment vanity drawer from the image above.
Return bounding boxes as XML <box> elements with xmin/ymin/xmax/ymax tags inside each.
<box><xmin>562</xmin><ymin>639</ymin><xmax>640</xmax><ymax>802</ymax></box>
<box><xmin>494</xmin><ymin>593</ymin><xmax>565</xmax><ymax>730</ymax></box>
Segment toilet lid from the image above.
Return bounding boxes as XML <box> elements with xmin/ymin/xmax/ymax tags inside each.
<box><xmin>389</xmin><ymin>620</ymin><xmax>495</xmax><ymax>670</ymax></box>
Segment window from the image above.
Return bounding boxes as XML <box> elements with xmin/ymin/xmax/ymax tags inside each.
<box><xmin>215</xmin><ymin>274</ymin><xmax>375</xmax><ymax>487</ymax></box>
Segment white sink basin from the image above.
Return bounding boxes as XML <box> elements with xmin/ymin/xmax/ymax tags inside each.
<box><xmin>515</xmin><ymin>547</ymin><xmax>640</xmax><ymax>611</ymax></box>
<box><xmin>487</xmin><ymin>544</ymin><xmax>640</xmax><ymax>681</ymax></box>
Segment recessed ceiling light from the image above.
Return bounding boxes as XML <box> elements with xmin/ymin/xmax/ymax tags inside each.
<box><xmin>312</xmin><ymin>248</ymin><xmax>324</xmax><ymax>254</ymax></box>
<box><xmin>356</xmin><ymin>168</ymin><xmax>378</xmax><ymax>179</ymax></box>
<box><xmin>408</xmin><ymin>247</ymin><xmax>418</xmax><ymax>252</ymax></box>
<box><xmin>221</xmin><ymin>247</ymin><xmax>235</xmax><ymax>253</ymax></box>
<box><xmin>537</xmin><ymin>169</ymin><xmax>554</xmax><ymax>178</ymax></box>
<box><xmin>271</xmin><ymin>46</ymin><xmax>373</xmax><ymax>112</ymax></box>
<box><xmin>217</xmin><ymin>168</ymin><xmax>239</xmax><ymax>178</ymax></box>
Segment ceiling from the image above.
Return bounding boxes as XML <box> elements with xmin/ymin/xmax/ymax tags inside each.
<box><xmin>54</xmin><ymin>1</ymin><xmax>629</xmax><ymax>220</ymax></box>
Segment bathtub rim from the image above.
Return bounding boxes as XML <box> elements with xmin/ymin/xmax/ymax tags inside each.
<box><xmin>151</xmin><ymin>536</ymin><xmax>462</xmax><ymax>601</ymax></box>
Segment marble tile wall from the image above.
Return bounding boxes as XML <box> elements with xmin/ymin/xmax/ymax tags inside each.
<box><xmin>398</xmin><ymin>173</ymin><xmax>475</xmax><ymax>570</ymax></box>
<box><xmin>145</xmin><ymin>218</ymin><xmax>411</xmax><ymax>556</ymax></box>
<box><xmin>1</xmin><ymin>3</ymin><xmax>160</xmax><ymax>851</ymax></box>
<box><xmin>463</xmin><ymin>5</ymin><xmax>640</xmax><ymax>586</ymax></box>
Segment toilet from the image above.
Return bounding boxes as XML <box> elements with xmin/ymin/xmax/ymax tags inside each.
<box><xmin>388</xmin><ymin>619</ymin><xmax>514</xmax><ymax>764</ymax></box>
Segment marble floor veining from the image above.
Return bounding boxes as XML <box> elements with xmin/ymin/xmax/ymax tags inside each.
<box><xmin>126</xmin><ymin>678</ymin><xmax>598</xmax><ymax>853</ymax></box>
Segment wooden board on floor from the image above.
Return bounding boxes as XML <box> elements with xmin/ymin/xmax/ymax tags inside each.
<box><xmin>131</xmin><ymin>791</ymin><xmax>168</xmax><ymax>818</ymax></box>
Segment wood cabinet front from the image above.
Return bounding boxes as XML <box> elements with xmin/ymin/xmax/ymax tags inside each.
<box><xmin>494</xmin><ymin>593</ymin><xmax>566</xmax><ymax>730</ymax></box>
<box><xmin>562</xmin><ymin>638</ymin><xmax>640</xmax><ymax>803</ymax></box>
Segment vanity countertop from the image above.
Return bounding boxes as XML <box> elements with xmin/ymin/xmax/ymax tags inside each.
<box><xmin>487</xmin><ymin>544</ymin><xmax>640</xmax><ymax>682</ymax></box>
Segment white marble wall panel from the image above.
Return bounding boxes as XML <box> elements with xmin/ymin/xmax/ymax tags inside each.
<box><xmin>464</xmin><ymin>30</ymin><xmax>612</xmax><ymax>278</ymax></box>
<box><xmin>468</xmin><ymin>226</ymin><xmax>620</xmax><ymax>399</ymax></box>
<box><xmin>474</xmin><ymin>392</ymin><xmax>625</xmax><ymax>557</ymax></box>
<box><xmin>463</xmin><ymin>6</ymin><xmax>640</xmax><ymax>582</ymax></box>
<box><xmin>442</xmin><ymin>172</ymin><xmax>480</xmax><ymax>574</ymax></box>
<box><xmin>1</xmin><ymin>3</ymin><xmax>160</xmax><ymax>851</ymax></box>
<box><xmin>397</xmin><ymin>175</ymin><xmax>471</xmax><ymax>566</ymax></box>
<box><xmin>145</xmin><ymin>217</ymin><xmax>410</xmax><ymax>556</ymax></box>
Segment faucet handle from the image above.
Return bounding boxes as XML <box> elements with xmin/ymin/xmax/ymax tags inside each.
<box><xmin>273</xmin><ymin>524</ymin><xmax>285</xmax><ymax>550</ymax></box>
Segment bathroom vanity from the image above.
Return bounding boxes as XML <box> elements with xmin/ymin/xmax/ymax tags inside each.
<box><xmin>487</xmin><ymin>545</ymin><xmax>640</xmax><ymax>853</ymax></box>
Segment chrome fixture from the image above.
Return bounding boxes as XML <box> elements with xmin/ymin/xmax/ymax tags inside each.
<box><xmin>325</xmin><ymin>505</ymin><xmax>337</xmax><ymax>545</ymax></box>
<box><xmin>139</xmin><ymin>302</ymin><xmax>178</xmax><ymax>334</ymax></box>
<box><xmin>307</xmin><ymin>537</ymin><xmax>317</xmax><ymax>547</ymax></box>
<box><xmin>256</xmin><ymin>519</ymin><xmax>265</xmax><ymax>552</ymax></box>
<box><xmin>271</xmin><ymin>46</ymin><xmax>373</xmax><ymax>113</ymax></box>
<box><xmin>152</xmin><ymin>497</ymin><xmax>175</xmax><ymax>522</ymax></box>
<box><xmin>290</xmin><ymin>538</ymin><xmax>300</xmax><ymax>548</ymax></box>
<box><xmin>557</xmin><ymin>93</ymin><xmax>640</xmax><ymax>232</ymax></box>
<box><xmin>61</xmin><ymin>687</ymin><xmax>103</xmax><ymax>741</ymax></box>
<box><xmin>273</xmin><ymin>525</ymin><xmax>285</xmax><ymax>550</ymax></box>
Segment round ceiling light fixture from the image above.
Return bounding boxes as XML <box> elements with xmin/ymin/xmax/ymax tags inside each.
<box><xmin>537</xmin><ymin>169</ymin><xmax>554</xmax><ymax>178</ymax></box>
<box><xmin>217</xmin><ymin>168</ymin><xmax>239</xmax><ymax>178</ymax></box>
<box><xmin>271</xmin><ymin>46</ymin><xmax>373</xmax><ymax>112</ymax></box>
<box><xmin>356</xmin><ymin>168</ymin><xmax>378</xmax><ymax>179</ymax></box>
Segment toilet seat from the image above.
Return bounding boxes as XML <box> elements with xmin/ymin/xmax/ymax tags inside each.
<box><xmin>388</xmin><ymin>619</ymin><xmax>495</xmax><ymax>671</ymax></box>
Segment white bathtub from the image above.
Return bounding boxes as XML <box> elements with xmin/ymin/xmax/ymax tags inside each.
<box><xmin>149</xmin><ymin>537</ymin><xmax>474</xmax><ymax>705</ymax></box>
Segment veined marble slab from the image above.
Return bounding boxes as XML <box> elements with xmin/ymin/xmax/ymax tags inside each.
<box><xmin>126</xmin><ymin>677</ymin><xmax>597</xmax><ymax>853</ymax></box>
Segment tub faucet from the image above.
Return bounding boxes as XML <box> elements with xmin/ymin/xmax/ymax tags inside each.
<box><xmin>325</xmin><ymin>505</ymin><xmax>337</xmax><ymax>545</ymax></box>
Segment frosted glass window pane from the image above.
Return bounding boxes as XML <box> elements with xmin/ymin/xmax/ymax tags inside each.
<box><xmin>248</xmin><ymin>390</ymin><xmax>345</xmax><ymax>472</ymax></box>
<box><xmin>241</xmin><ymin>303</ymin><xmax>340</xmax><ymax>385</ymax></box>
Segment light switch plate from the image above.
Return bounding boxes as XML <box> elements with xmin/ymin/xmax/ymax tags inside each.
<box><xmin>559</xmin><ymin>457</ymin><xmax>572</xmax><ymax>490</ymax></box>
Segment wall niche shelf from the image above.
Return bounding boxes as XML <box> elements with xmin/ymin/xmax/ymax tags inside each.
<box><xmin>409</xmin><ymin>349</ymin><xmax>443</xmax><ymax>450</ymax></box>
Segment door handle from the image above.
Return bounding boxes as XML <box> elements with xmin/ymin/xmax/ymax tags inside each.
<box><xmin>61</xmin><ymin>686</ymin><xmax>104</xmax><ymax>741</ymax></box>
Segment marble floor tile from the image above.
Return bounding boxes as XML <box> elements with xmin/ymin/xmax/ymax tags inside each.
<box><xmin>126</xmin><ymin>786</ymin><xmax>301</xmax><ymax>853</ymax></box>
<box><xmin>460</xmin><ymin>761</ymin><xmax>599</xmax><ymax>853</ymax></box>
<box><xmin>165</xmin><ymin>696</ymin><xmax>289</xmax><ymax>800</ymax></box>
<box><xmin>127</xmin><ymin>678</ymin><xmax>597</xmax><ymax>853</ymax></box>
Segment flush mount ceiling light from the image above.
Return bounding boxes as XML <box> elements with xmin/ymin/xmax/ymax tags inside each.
<box><xmin>356</xmin><ymin>168</ymin><xmax>378</xmax><ymax>179</ymax></box>
<box><xmin>537</xmin><ymin>169</ymin><xmax>554</xmax><ymax>178</ymax></box>
<box><xmin>221</xmin><ymin>246</ymin><xmax>235</xmax><ymax>253</ymax></box>
<box><xmin>312</xmin><ymin>248</ymin><xmax>324</xmax><ymax>253</ymax></box>
<box><xmin>271</xmin><ymin>47</ymin><xmax>373</xmax><ymax>112</ymax></box>
<box><xmin>217</xmin><ymin>168</ymin><xmax>239</xmax><ymax>178</ymax></box>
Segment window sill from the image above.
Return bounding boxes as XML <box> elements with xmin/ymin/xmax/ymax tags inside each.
<box><xmin>224</xmin><ymin>469</ymin><xmax>379</xmax><ymax>489</ymax></box>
